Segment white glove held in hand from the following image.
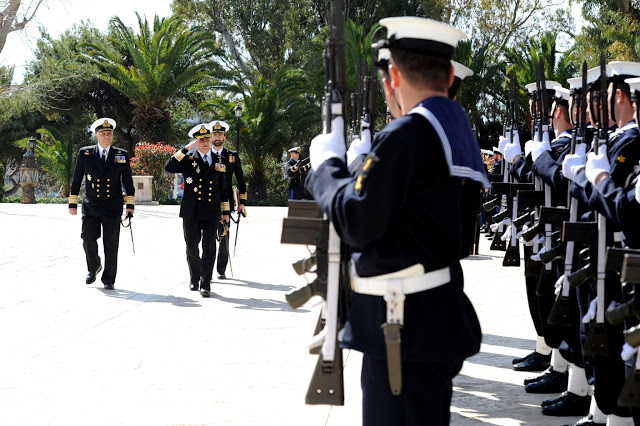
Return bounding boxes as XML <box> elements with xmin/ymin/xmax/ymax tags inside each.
<box><xmin>531</xmin><ymin>131</ymin><xmax>552</xmax><ymax>162</ymax></box>
<box><xmin>583</xmin><ymin>297</ymin><xmax>597</xmax><ymax>323</ymax></box>
<box><xmin>585</xmin><ymin>147</ymin><xmax>610</xmax><ymax>186</ymax></box>
<box><xmin>524</xmin><ymin>140</ymin><xmax>534</xmax><ymax>158</ymax></box>
<box><xmin>621</xmin><ymin>343</ymin><xmax>639</xmax><ymax>361</ymax></box>
<box><xmin>504</xmin><ymin>132</ymin><xmax>522</xmax><ymax>164</ymax></box>
<box><xmin>554</xmin><ymin>275</ymin><xmax>569</xmax><ymax>296</ymax></box>
<box><xmin>347</xmin><ymin>123</ymin><xmax>371</xmax><ymax>166</ymax></box>
<box><xmin>562</xmin><ymin>144</ymin><xmax>587</xmax><ymax>181</ymax></box>
<box><xmin>497</xmin><ymin>136</ymin><xmax>509</xmax><ymax>155</ymax></box>
<box><xmin>310</xmin><ymin>116</ymin><xmax>346</xmax><ymax>170</ymax></box>
<box><xmin>530</xmin><ymin>246</ymin><xmax>546</xmax><ymax>262</ymax></box>
<box><xmin>501</xmin><ymin>224</ymin><xmax>515</xmax><ymax>241</ymax></box>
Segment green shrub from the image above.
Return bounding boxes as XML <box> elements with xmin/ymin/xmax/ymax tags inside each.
<box><xmin>0</xmin><ymin>163</ymin><xmax>4</xmax><ymax>203</ymax></box>
<box><xmin>130</xmin><ymin>143</ymin><xmax>176</xmax><ymax>201</ymax></box>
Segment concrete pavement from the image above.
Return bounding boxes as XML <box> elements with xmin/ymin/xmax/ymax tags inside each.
<box><xmin>0</xmin><ymin>204</ymin><xmax>583</xmax><ymax>425</ymax></box>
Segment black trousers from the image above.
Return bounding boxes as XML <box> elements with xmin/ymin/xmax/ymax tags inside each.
<box><xmin>361</xmin><ymin>355</ymin><xmax>462</xmax><ymax>426</ymax></box>
<box><xmin>183</xmin><ymin>218</ymin><xmax>217</xmax><ymax>290</ymax></box>
<box><xmin>287</xmin><ymin>179</ymin><xmax>302</xmax><ymax>200</ymax></box>
<box><xmin>81</xmin><ymin>214</ymin><xmax>120</xmax><ymax>285</ymax></box>
<box><xmin>216</xmin><ymin>225</ymin><xmax>230</xmax><ymax>276</ymax></box>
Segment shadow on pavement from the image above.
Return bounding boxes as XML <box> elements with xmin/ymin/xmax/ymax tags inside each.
<box><xmin>482</xmin><ymin>334</ymin><xmax>536</xmax><ymax>351</ymax></box>
<box><xmin>97</xmin><ymin>288</ymin><xmax>202</xmax><ymax>308</ymax></box>
<box><xmin>213</xmin><ymin>277</ymin><xmax>296</xmax><ymax>292</ymax></box>
<box><xmin>209</xmin><ymin>290</ymin><xmax>309</xmax><ymax>312</ymax></box>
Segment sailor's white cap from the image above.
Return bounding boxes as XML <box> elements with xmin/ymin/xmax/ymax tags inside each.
<box><xmin>452</xmin><ymin>61</ymin><xmax>474</xmax><ymax>80</ymax></box>
<box><xmin>525</xmin><ymin>81</ymin><xmax>562</xmax><ymax>94</ymax></box>
<box><xmin>625</xmin><ymin>77</ymin><xmax>640</xmax><ymax>94</ymax></box>
<box><xmin>553</xmin><ymin>86</ymin><xmax>571</xmax><ymax>103</ymax></box>
<box><xmin>188</xmin><ymin>123</ymin><xmax>212</xmax><ymax>139</ymax></box>
<box><xmin>608</xmin><ymin>61</ymin><xmax>640</xmax><ymax>79</ymax></box>
<box><xmin>567</xmin><ymin>77</ymin><xmax>582</xmax><ymax>90</ymax></box>
<box><xmin>586</xmin><ymin>66</ymin><xmax>607</xmax><ymax>86</ymax></box>
<box><xmin>379</xmin><ymin>17</ymin><xmax>467</xmax><ymax>59</ymax></box>
<box><xmin>91</xmin><ymin>117</ymin><xmax>116</xmax><ymax>134</ymax></box>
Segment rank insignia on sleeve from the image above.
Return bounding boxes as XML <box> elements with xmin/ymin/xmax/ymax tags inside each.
<box><xmin>354</xmin><ymin>153</ymin><xmax>379</xmax><ymax>195</ymax></box>
<box><xmin>186</xmin><ymin>177</ymin><xmax>193</xmax><ymax>184</ymax></box>
<box><xmin>617</xmin><ymin>155</ymin><xmax>626</xmax><ymax>163</ymax></box>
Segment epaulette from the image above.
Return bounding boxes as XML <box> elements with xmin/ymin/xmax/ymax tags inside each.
<box><xmin>113</xmin><ymin>147</ymin><xmax>128</xmax><ymax>154</ymax></box>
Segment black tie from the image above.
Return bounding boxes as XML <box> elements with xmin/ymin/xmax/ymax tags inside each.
<box><xmin>102</xmin><ymin>149</ymin><xmax>107</xmax><ymax>163</ymax></box>
<box><xmin>203</xmin><ymin>154</ymin><xmax>209</xmax><ymax>168</ymax></box>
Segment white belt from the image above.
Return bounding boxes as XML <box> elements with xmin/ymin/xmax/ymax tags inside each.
<box><xmin>614</xmin><ymin>231</ymin><xmax>624</xmax><ymax>243</ymax></box>
<box><xmin>351</xmin><ymin>264</ymin><xmax>451</xmax><ymax>326</ymax></box>
<box><xmin>351</xmin><ymin>264</ymin><xmax>451</xmax><ymax>297</ymax></box>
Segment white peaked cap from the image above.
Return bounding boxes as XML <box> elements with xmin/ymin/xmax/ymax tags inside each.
<box><xmin>452</xmin><ymin>61</ymin><xmax>474</xmax><ymax>80</ymax></box>
<box><xmin>567</xmin><ymin>77</ymin><xmax>582</xmax><ymax>90</ymax></box>
<box><xmin>553</xmin><ymin>86</ymin><xmax>571</xmax><ymax>102</ymax></box>
<box><xmin>586</xmin><ymin>66</ymin><xmax>608</xmax><ymax>85</ymax></box>
<box><xmin>625</xmin><ymin>77</ymin><xmax>640</xmax><ymax>93</ymax></box>
<box><xmin>379</xmin><ymin>17</ymin><xmax>467</xmax><ymax>59</ymax></box>
<box><xmin>91</xmin><ymin>117</ymin><xmax>116</xmax><ymax>134</ymax></box>
<box><xmin>608</xmin><ymin>61</ymin><xmax>640</xmax><ymax>78</ymax></box>
<box><xmin>188</xmin><ymin>123</ymin><xmax>212</xmax><ymax>139</ymax></box>
<box><xmin>378</xmin><ymin>47</ymin><xmax>391</xmax><ymax>62</ymax></box>
<box><xmin>525</xmin><ymin>81</ymin><xmax>562</xmax><ymax>94</ymax></box>
<box><xmin>209</xmin><ymin>120</ymin><xmax>230</xmax><ymax>132</ymax></box>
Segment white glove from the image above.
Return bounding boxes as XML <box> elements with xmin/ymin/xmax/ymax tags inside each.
<box><xmin>490</xmin><ymin>217</ymin><xmax>511</xmax><ymax>232</ymax></box>
<box><xmin>621</xmin><ymin>343</ymin><xmax>639</xmax><ymax>361</ymax></box>
<box><xmin>503</xmin><ymin>132</ymin><xmax>522</xmax><ymax>164</ymax></box>
<box><xmin>310</xmin><ymin>116</ymin><xmax>346</xmax><ymax>170</ymax></box>
<box><xmin>501</xmin><ymin>224</ymin><xmax>515</xmax><ymax>241</ymax></box>
<box><xmin>346</xmin><ymin>124</ymin><xmax>371</xmax><ymax>166</ymax></box>
<box><xmin>636</xmin><ymin>174</ymin><xmax>640</xmax><ymax>205</ymax></box>
<box><xmin>524</xmin><ymin>140</ymin><xmax>534</xmax><ymax>158</ymax></box>
<box><xmin>497</xmin><ymin>136</ymin><xmax>509</xmax><ymax>155</ymax></box>
<box><xmin>585</xmin><ymin>147</ymin><xmax>610</xmax><ymax>186</ymax></box>
<box><xmin>554</xmin><ymin>274</ymin><xmax>568</xmax><ymax>296</ymax></box>
<box><xmin>531</xmin><ymin>131</ymin><xmax>551</xmax><ymax>162</ymax></box>
<box><xmin>530</xmin><ymin>246</ymin><xmax>546</xmax><ymax>262</ymax></box>
<box><xmin>583</xmin><ymin>297</ymin><xmax>597</xmax><ymax>323</ymax></box>
<box><xmin>562</xmin><ymin>144</ymin><xmax>587</xmax><ymax>181</ymax></box>
<box><xmin>518</xmin><ymin>224</ymin><xmax>534</xmax><ymax>246</ymax></box>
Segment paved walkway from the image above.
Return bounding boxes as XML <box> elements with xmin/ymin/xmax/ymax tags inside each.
<box><xmin>0</xmin><ymin>204</ymin><xmax>583</xmax><ymax>425</ymax></box>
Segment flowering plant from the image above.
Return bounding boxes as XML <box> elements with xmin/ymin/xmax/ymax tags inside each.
<box><xmin>130</xmin><ymin>143</ymin><xmax>176</xmax><ymax>200</ymax></box>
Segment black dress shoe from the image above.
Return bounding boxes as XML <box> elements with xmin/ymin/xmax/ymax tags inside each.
<box><xmin>542</xmin><ymin>391</ymin><xmax>590</xmax><ymax>416</ymax></box>
<box><xmin>525</xmin><ymin>369</ymin><xmax>568</xmax><ymax>393</ymax></box>
<box><xmin>190</xmin><ymin>282</ymin><xmax>199</xmax><ymax>291</ymax></box>
<box><xmin>541</xmin><ymin>390</ymin><xmax>568</xmax><ymax>407</ymax></box>
<box><xmin>200</xmin><ymin>288</ymin><xmax>210</xmax><ymax>298</ymax></box>
<box><xmin>524</xmin><ymin>368</ymin><xmax>555</xmax><ymax>385</ymax></box>
<box><xmin>218</xmin><ymin>274</ymin><xmax>226</xmax><ymax>280</ymax></box>
<box><xmin>513</xmin><ymin>351</ymin><xmax>551</xmax><ymax>371</ymax></box>
<box><xmin>563</xmin><ymin>414</ymin><xmax>606</xmax><ymax>426</ymax></box>
<box><xmin>513</xmin><ymin>351</ymin><xmax>535</xmax><ymax>365</ymax></box>
<box><xmin>103</xmin><ymin>283</ymin><xmax>114</xmax><ymax>290</ymax></box>
<box><xmin>85</xmin><ymin>264</ymin><xmax>103</xmax><ymax>284</ymax></box>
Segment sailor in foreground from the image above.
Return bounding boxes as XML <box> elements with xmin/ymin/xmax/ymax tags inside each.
<box><xmin>449</xmin><ymin>61</ymin><xmax>473</xmax><ymax>100</ymax></box>
<box><xmin>208</xmin><ymin>120</ymin><xmax>247</xmax><ymax>279</ymax></box>
<box><xmin>306</xmin><ymin>17</ymin><xmax>487</xmax><ymax>425</ymax></box>
<box><xmin>69</xmin><ymin>118</ymin><xmax>135</xmax><ymax>290</ymax></box>
<box><xmin>164</xmin><ymin>123</ymin><xmax>230</xmax><ymax>297</ymax></box>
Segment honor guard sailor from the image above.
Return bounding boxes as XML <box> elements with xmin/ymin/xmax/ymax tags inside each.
<box><xmin>164</xmin><ymin>123</ymin><xmax>230</xmax><ymax>297</ymax></box>
<box><xmin>68</xmin><ymin>117</ymin><xmax>135</xmax><ymax>290</ymax></box>
<box><xmin>207</xmin><ymin>119</ymin><xmax>247</xmax><ymax>279</ymax></box>
<box><xmin>306</xmin><ymin>17</ymin><xmax>488</xmax><ymax>425</ymax></box>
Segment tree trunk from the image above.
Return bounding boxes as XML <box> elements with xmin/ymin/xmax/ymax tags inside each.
<box><xmin>248</xmin><ymin>170</ymin><xmax>266</xmax><ymax>202</ymax></box>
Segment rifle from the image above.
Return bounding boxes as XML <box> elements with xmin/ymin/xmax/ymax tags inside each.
<box><xmin>503</xmin><ymin>77</ymin><xmax>522</xmax><ymax>266</ymax></box>
<box><xmin>281</xmin><ymin>0</ymin><xmax>349</xmax><ymax>406</ymax></box>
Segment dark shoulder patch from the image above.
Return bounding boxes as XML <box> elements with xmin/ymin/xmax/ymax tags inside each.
<box><xmin>354</xmin><ymin>153</ymin><xmax>380</xmax><ymax>195</ymax></box>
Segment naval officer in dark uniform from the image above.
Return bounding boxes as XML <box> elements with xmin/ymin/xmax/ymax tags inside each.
<box><xmin>164</xmin><ymin>123</ymin><xmax>230</xmax><ymax>297</ymax></box>
<box><xmin>207</xmin><ymin>120</ymin><xmax>247</xmax><ymax>279</ymax></box>
<box><xmin>306</xmin><ymin>17</ymin><xmax>488</xmax><ymax>425</ymax></box>
<box><xmin>69</xmin><ymin>118</ymin><xmax>135</xmax><ymax>290</ymax></box>
<box><xmin>286</xmin><ymin>146</ymin><xmax>310</xmax><ymax>200</ymax></box>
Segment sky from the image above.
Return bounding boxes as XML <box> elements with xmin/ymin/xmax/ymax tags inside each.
<box><xmin>0</xmin><ymin>0</ymin><xmax>173</xmax><ymax>83</ymax></box>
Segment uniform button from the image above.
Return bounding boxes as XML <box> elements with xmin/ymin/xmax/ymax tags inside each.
<box><xmin>209</xmin><ymin>181</ymin><xmax>212</xmax><ymax>184</ymax></box>
<box><xmin>107</xmin><ymin>195</ymin><xmax>110</xmax><ymax>198</ymax></box>
<box><xmin>198</xmin><ymin>197</ymin><xmax>201</xmax><ymax>200</ymax></box>
<box><xmin>199</xmin><ymin>178</ymin><xmax>202</xmax><ymax>181</ymax></box>
<box><xmin>107</xmin><ymin>184</ymin><xmax>110</xmax><ymax>187</ymax></box>
<box><xmin>97</xmin><ymin>189</ymin><xmax>100</xmax><ymax>192</ymax></box>
<box><xmin>199</xmin><ymin>185</ymin><xmax>202</xmax><ymax>188</ymax></box>
<box><xmin>209</xmin><ymin>193</ymin><xmax>211</xmax><ymax>196</ymax></box>
<box><xmin>209</xmin><ymin>187</ymin><xmax>212</xmax><ymax>190</ymax></box>
<box><xmin>97</xmin><ymin>195</ymin><xmax>100</xmax><ymax>198</ymax></box>
<box><xmin>97</xmin><ymin>179</ymin><xmax>100</xmax><ymax>182</ymax></box>
<box><xmin>106</xmin><ymin>190</ymin><xmax>110</xmax><ymax>193</ymax></box>
<box><xmin>208</xmin><ymin>199</ymin><xmax>211</xmax><ymax>202</ymax></box>
<box><xmin>107</xmin><ymin>179</ymin><xmax>110</xmax><ymax>182</ymax></box>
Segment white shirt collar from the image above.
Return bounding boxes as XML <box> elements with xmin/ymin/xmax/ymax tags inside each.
<box><xmin>197</xmin><ymin>149</ymin><xmax>211</xmax><ymax>159</ymax></box>
<box><xmin>211</xmin><ymin>147</ymin><xmax>223</xmax><ymax>156</ymax></box>
<box><xmin>98</xmin><ymin>144</ymin><xmax>110</xmax><ymax>157</ymax></box>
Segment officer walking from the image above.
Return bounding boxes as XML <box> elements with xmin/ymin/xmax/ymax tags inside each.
<box><xmin>164</xmin><ymin>123</ymin><xmax>230</xmax><ymax>297</ymax></box>
<box><xmin>208</xmin><ymin>120</ymin><xmax>247</xmax><ymax>279</ymax></box>
<box><xmin>286</xmin><ymin>147</ymin><xmax>310</xmax><ymax>200</ymax></box>
<box><xmin>68</xmin><ymin>118</ymin><xmax>135</xmax><ymax>290</ymax></box>
<box><xmin>306</xmin><ymin>17</ymin><xmax>488</xmax><ymax>425</ymax></box>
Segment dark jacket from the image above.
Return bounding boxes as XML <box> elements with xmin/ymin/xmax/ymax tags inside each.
<box><xmin>213</xmin><ymin>146</ymin><xmax>247</xmax><ymax>211</ymax></box>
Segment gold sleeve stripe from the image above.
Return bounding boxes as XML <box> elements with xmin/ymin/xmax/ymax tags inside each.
<box><xmin>239</xmin><ymin>193</ymin><xmax>248</xmax><ymax>200</ymax></box>
<box><xmin>126</xmin><ymin>196</ymin><xmax>136</xmax><ymax>205</ymax></box>
<box><xmin>69</xmin><ymin>195</ymin><xmax>79</xmax><ymax>204</ymax></box>
<box><xmin>221</xmin><ymin>202</ymin><xmax>230</xmax><ymax>210</ymax></box>
<box><xmin>173</xmin><ymin>150</ymin><xmax>186</xmax><ymax>161</ymax></box>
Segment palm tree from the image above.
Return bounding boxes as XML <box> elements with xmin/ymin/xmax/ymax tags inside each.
<box><xmin>204</xmin><ymin>67</ymin><xmax>317</xmax><ymax>200</ymax></box>
<box><xmin>80</xmin><ymin>14</ymin><xmax>224</xmax><ymax>146</ymax></box>
<box><xmin>15</xmin><ymin>125</ymin><xmax>74</xmax><ymax>197</ymax></box>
